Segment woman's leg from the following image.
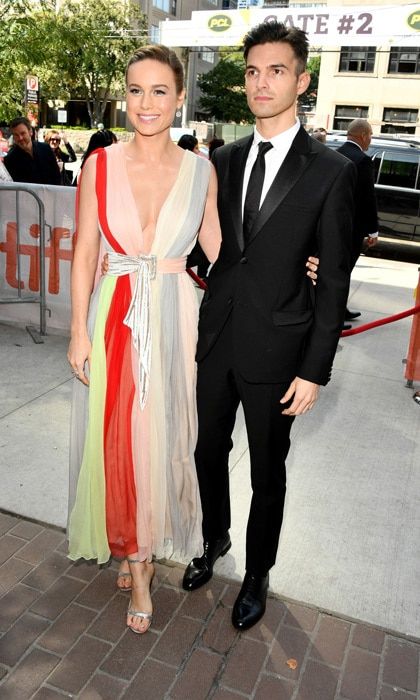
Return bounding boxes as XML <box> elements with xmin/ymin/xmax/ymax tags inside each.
<box><xmin>126</xmin><ymin>557</ymin><xmax>155</xmax><ymax>634</ymax></box>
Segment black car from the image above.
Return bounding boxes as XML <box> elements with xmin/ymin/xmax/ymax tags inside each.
<box><xmin>326</xmin><ymin>134</ymin><xmax>420</xmax><ymax>246</ymax></box>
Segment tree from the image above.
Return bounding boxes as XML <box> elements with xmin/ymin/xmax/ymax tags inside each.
<box><xmin>198</xmin><ymin>51</ymin><xmax>321</xmax><ymax>123</ymax></box>
<box><xmin>0</xmin><ymin>0</ymin><xmax>147</xmax><ymax>127</ymax></box>
<box><xmin>35</xmin><ymin>0</ymin><xmax>147</xmax><ymax>127</ymax></box>
<box><xmin>198</xmin><ymin>54</ymin><xmax>252</xmax><ymax>124</ymax></box>
<box><xmin>299</xmin><ymin>55</ymin><xmax>320</xmax><ymax>110</ymax></box>
<box><xmin>0</xmin><ymin>0</ymin><xmax>36</xmax><ymax>122</ymax></box>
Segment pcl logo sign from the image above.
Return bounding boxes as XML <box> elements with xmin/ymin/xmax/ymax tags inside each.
<box><xmin>407</xmin><ymin>9</ymin><xmax>420</xmax><ymax>30</ymax></box>
<box><xmin>208</xmin><ymin>14</ymin><xmax>232</xmax><ymax>32</ymax></box>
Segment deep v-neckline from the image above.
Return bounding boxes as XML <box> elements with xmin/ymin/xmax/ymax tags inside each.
<box><xmin>120</xmin><ymin>142</ymin><xmax>189</xmax><ymax>239</ymax></box>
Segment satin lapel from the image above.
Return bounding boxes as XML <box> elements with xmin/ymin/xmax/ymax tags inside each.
<box><xmin>227</xmin><ymin>136</ymin><xmax>253</xmax><ymax>251</ymax></box>
<box><xmin>245</xmin><ymin>132</ymin><xmax>317</xmax><ymax>247</ymax></box>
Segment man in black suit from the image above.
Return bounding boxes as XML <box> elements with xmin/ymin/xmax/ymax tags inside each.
<box><xmin>4</xmin><ymin>117</ymin><xmax>61</xmax><ymax>185</ymax></box>
<box><xmin>183</xmin><ymin>21</ymin><xmax>356</xmax><ymax>630</ymax></box>
<box><xmin>337</xmin><ymin>119</ymin><xmax>378</xmax><ymax>322</ymax></box>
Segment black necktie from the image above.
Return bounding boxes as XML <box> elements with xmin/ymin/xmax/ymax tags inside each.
<box><xmin>243</xmin><ymin>141</ymin><xmax>273</xmax><ymax>245</ymax></box>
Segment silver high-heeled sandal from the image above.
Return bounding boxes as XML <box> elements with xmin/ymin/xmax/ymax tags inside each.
<box><xmin>126</xmin><ymin>558</ymin><xmax>154</xmax><ymax>634</ymax></box>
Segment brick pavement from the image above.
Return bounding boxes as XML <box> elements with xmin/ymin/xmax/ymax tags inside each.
<box><xmin>0</xmin><ymin>511</ymin><xmax>419</xmax><ymax>700</ymax></box>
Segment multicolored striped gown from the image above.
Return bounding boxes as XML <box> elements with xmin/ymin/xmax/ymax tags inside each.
<box><xmin>68</xmin><ymin>143</ymin><xmax>210</xmax><ymax>564</ymax></box>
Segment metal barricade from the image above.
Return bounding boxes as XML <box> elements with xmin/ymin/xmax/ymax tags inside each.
<box><xmin>0</xmin><ymin>184</ymin><xmax>47</xmax><ymax>342</ymax></box>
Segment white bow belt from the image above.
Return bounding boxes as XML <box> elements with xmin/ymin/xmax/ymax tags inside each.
<box><xmin>106</xmin><ymin>251</ymin><xmax>186</xmax><ymax>409</ymax></box>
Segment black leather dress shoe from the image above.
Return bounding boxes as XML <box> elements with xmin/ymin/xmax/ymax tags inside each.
<box><xmin>232</xmin><ymin>572</ymin><xmax>269</xmax><ymax>631</ymax></box>
<box><xmin>182</xmin><ymin>534</ymin><xmax>231</xmax><ymax>591</ymax></box>
<box><xmin>342</xmin><ymin>323</ymin><xmax>352</xmax><ymax>331</ymax></box>
<box><xmin>345</xmin><ymin>309</ymin><xmax>361</xmax><ymax>321</ymax></box>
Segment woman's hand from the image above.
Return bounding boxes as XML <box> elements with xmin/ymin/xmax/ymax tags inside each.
<box><xmin>306</xmin><ymin>255</ymin><xmax>319</xmax><ymax>285</ymax></box>
<box><xmin>101</xmin><ymin>253</ymin><xmax>109</xmax><ymax>276</ymax></box>
<box><xmin>67</xmin><ymin>332</ymin><xmax>91</xmax><ymax>386</ymax></box>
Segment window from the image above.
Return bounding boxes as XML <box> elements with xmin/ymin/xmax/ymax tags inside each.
<box><xmin>152</xmin><ymin>0</ymin><xmax>176</xmax><ymax>14</ymax></box>
<box><xmin>262</xmin><ymin>0</ymin><xmax>289</xmax><ymax>6</ymax></box>
<box><xmin>339</xmin><ymin>47</ymin><xmax>376</xmax><ymax>73</ymax></box>
<box><xmin>383</xmin><ymin>108</ymin><xmax>418</xmax><ymax>123</ymax></box>
<box><xmin>150</xmin><ymin>24</ymin><xmax>159</xmax><ymax>43</ymax></box>
<box><xmin>388</xmin><ymin>47</ymin><xmax>420</xmax><ymax>74</ymax></box>
<box><xmin>199</xmin><ymin>48</ymin><xmax>215</xmax><ymax>64</ymax></box>
<box><xmin>333</xmin><ymin>105</ymin><xmax>368</xmax><ymax>131</ymax></box>
<box><xmin>381</xmin><ymin>108</ymin><xmax>418</xmax><ymax>135</ymax></box>
<box><xmin>376</xmin><ymin>151</ymin><xmax>419</xmax><ymax>189</ymax></box>
<box><xmin>381</xmin><ymin>124</ymin><xmax>416</xmax><ymax>135</ymax></box>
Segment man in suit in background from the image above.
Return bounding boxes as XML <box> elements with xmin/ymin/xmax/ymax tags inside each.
<box><xmin>337</xmin><ymin>119</ymin><xmax>379</xmax><ymax>323</ymax></box>
<box><xmin>183</xmin><ymin>20</ymin><xmax>356</xmax><ymax>631</ymax></box>
<box><xmin>311</xmin><ymin>126</ymin><xmax>327</xmax><ymax>143</ymax></box>
<box><xmin>4</xmin><ymin>117</ymin><xmax>61</xmax><ymax>186</ymax></box>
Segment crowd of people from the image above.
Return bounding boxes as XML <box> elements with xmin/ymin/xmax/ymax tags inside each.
<box><xmin>0</xmin><ymin>120</ymin><xmax>120</xmax><ymax>186</ymax></box>
<box><xmin>0</xmin><ymin>119</ymin><xmax>225</xmax><ymax>187</ymax></box>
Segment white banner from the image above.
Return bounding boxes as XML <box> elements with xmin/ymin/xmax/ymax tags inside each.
<box><xmin>0</xmin><ymin>183</ymin><xmax>76</xmax><ymax>331</ymax></box>
<box><xmin>160</xmin><ymin>4</ymin><xmax>420</xmax><ymax>47</ymax></box>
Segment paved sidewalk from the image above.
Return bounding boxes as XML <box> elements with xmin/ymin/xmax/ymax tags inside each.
<box><xmin>2</xmin><ymin>257</ymin><xmax>420</xmax><ymax>638</ymax></box>
<box><xmin>0</xmin><ymin>512</ymin><xmax>419</xmax><ymax>700</ymax></box>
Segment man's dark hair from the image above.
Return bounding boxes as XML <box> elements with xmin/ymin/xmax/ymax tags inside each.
<box><xmin>81</xmin><ymin>129</ymin><xmax>117</xmax><ymax>168</ymax></box>
<box><xmin>177</xmin><ymin>134</ymin><xmax>198</xmax><ymax>152</ymax></box>
<box><xmin>9</xmin><ymin>116</ymin><xmax>32</xmax><ymax>130</ymax></box>
<box><xmin>243</xmin><ymin>21</ymin><xmax>309</xmax><ymax>75</ymax></box>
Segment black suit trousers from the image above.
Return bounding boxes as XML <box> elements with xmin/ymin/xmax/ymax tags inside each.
<box><xmin>195</xmin><ymin>314</ymin><xmax>295</xmax><ymax>575</ymax></box>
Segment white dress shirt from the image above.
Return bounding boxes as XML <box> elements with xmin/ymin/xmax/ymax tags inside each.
<box><xmin>241</xmin><ymin>119</ymin><xmax>301</xmax><ymax>216</ymax></box>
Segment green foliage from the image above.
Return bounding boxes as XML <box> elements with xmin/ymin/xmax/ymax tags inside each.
<box><xmin>198</xmin><ymin>51</ymin><xmax>320</xmax><ymax>122</ymax></box>
<box><xmin>299</xmin><ymin>55</ymin><xmax>320</xmax><ymax>109</ymax></box>
<box><xmin>0</xmin><ymin>0</ymin><xmax>147</xmax><ymax>126</ymax></box>
<box><xmin>0</xmin><ymin>0</ymin><xmax>37</xmax><ymax>121</ymax></box>
<box><xmin>198</xmin><ymin>54</ymin><xmax>252</xmax><ymax>124</ymax></box>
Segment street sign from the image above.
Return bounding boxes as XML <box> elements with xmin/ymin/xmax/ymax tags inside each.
<box><xmin>25</xmin><ymin>75</ymin><xmax>39</xmax><ymax>105</ymax></box>
<box><xmin>27</xmin><ymin>76</ymin><xmax>39</xmax><ymax>91</ymax></box>
<box><xmin>57</xmin><ymin>110</ymin><xmax>67</xmax><ymax>124</ymax></box>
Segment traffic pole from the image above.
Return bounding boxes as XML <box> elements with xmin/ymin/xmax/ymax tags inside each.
<box><xmin>404</xmin><ymin>267</ymin><xmax>420</xmax><ymax>387</ymax></box>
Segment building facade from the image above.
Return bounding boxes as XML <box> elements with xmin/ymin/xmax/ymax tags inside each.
<box><xmin>136</xmin><ymin>0</ymin><xmax>224</xmax><ymax>123</ymax></box>
<box><xmin>312</xmin><ymin>0</ymin><xmax>420</xmax><ymax>137</ymax></box>
<box><xmin>52</xmin><ymin>1</ymin><xmax>420</xmax><ymax>135</ymax></box>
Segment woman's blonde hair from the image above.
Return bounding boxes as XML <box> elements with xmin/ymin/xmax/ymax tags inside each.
<box><xmin>44</xmin><ymin>129</ymin><xmax>59</xmax><ymax>144</ymax></box>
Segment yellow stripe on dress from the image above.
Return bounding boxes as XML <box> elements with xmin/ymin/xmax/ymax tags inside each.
<box><xmin>68</xmin><ymin>276</ymin><xmax>117</xmax><ymax>563</ymax></box>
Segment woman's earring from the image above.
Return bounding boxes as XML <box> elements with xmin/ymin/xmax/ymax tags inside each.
<box><xmin>176</xmin><ymin>110</ymin><xmax>182</xmax><ymax>118</ymax></box>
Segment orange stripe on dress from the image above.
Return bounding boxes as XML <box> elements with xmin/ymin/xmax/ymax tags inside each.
<box><xmin>104</xmin><ymin>277</ymin><xmax>138</xmax><ymax>558</ymax></box>
<box><xmin>95</xmin><ymin>146</ymin><xmax>138</xmax><ymax>558</ymax></box>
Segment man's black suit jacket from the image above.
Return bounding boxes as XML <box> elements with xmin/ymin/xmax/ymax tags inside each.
<box><xmin>336</xmin><ymin>140</ymin><xmax>378</xmax><ymax>255</ymax></box>
<box><xmin>196</xmin><ymin>126</ymin><xmax>356</xmax><ymax>387</ymax></box>
<box><xmin>4</xmin><ymin>141</ymin><xmax>61</xmax><ymax>185</ymax></box>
